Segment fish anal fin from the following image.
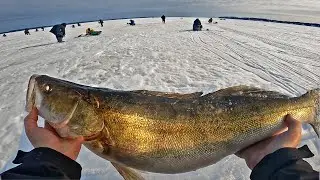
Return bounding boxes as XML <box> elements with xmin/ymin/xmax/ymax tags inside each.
<box><xmin>111</xmin><ymin>162</ymin><xmax>145</xmax><ymax>180</ymax></box>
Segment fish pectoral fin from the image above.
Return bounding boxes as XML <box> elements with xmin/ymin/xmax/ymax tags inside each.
<box><xmin>111</xmin><ymin>162</ymin><xmax>145</xmax><ymax>180</ymax></box>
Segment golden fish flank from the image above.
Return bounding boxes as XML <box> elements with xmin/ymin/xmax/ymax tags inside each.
<box><xmin>104</xmin><ymin>112</ymin><xmax>233</xmax><ymax>153</ymax></box>
<box><xmin>26</xmin><ymin>75</ymin><xmax>320</xmax><ymax>179</ymax></box>
<box><xmin>104</xmin><ymin>99</ymin><xmax>315</xmax><ymax>154</ymax></box>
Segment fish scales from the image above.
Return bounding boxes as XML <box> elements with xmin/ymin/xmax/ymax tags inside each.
<box><xmin>87</xmin><ymin>92</ymin><xmax>315</xmax><ymax>172</ymax></box>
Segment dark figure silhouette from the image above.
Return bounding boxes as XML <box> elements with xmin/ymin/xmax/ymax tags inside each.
<box><xmin>24</xmin><ymin>29</ymin><xmax>30</xmax><ymax>35</ymax></box>
<box><xmin>99</xmin><ymin>19</ymin><xmax>104</xmax><ymax>27</ymax></box>
<box><xmin>127</xmin><ymin>20</ymin><xmax>135</xmax><ymax>26</ymax></box>
<box><xmin>72</xmin><ymin>25</ymin><xmax>75</xmax><ymax>28</ymax></box>
<box><xmin>50</xmin><ymin>23</ymin><xmax>67</xmax><ymax>43</ymax></box>
<box><xmin>41</xmin><ymin>27</ymin><xmax>45</xmax><ymax>31</ymax></box>
<box><xmin>35</xmin><ymin>28</ymin><xmax>38</xmax><ymax>32</ymax></box>
<box><xmin>208</xmin><ymin>18</ymin><xmax>213</xmax><ymax>23</ymax></box>
<box><xmin>3</xmin><ymin>34</ymin><xmax>6</xmax><ymax>37</ymax></box>
<box><xmin>77</xmin><ymin>23</ymin><xmax>81</xmax><ymax>26</ymax></box>
<box><xmin>193</xmin><ymin>18</ymin><xmax>202</xmax><ymax>31</ymax></box>
<box><xmin>161</xmin><ymin>15</ymin><xmax>166</xmax><ymax>23</ymax></box>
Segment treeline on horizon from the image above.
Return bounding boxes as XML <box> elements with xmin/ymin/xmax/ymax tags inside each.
<box><xmin>219</xmin><ymin>16</ymin><xmax>320</xmax><ymax>28</ymax></box>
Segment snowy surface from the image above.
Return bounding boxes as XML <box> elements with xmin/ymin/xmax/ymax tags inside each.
<box><xmin>1</xmin><ymin>17</ymin><xmax>320</xmax><ymax>179</ymax></box>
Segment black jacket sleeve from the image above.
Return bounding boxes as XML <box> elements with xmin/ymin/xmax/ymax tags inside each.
<box><xmin>251</xmin><ymin>145</ymin><xmax>319</xmax><ymax>180</ymax></box>
<box><xmin>1</xmin><ymin>147</ymin><xmax>82</xmax><ymax>179</ymax></box>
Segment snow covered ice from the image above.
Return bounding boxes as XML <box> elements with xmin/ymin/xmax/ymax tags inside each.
<box><xmin>1</xmin><ymin>17</ymin><xmax>320</xmax><ymax>179</ymax></box>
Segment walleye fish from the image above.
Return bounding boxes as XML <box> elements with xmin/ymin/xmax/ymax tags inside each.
<box><xmin>26</xmin><ymin>74</ymin><xmax>320</xmax><ymax>180</ymax></box>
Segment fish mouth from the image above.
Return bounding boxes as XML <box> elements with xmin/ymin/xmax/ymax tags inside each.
<box><xmin>26</xmin><ymin>74</ymin><xmax>39</xmax><ymax>112</ymax></box>
<box><xmin>25</xmin><ymin>74</ymin><xmax>78</xmax><ymax>135</ymax></box>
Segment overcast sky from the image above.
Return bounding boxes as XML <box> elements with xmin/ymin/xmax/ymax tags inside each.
<box><xmin>1</xmin><ymin>0</ymin><xmax>320</xmax><ymax>32</ymax></box>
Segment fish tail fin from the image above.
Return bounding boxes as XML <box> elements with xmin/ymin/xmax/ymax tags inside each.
<box><xmin>310</xmin><ymin>88</ymin><xmax>320</xmax><ymax>137</ymax></box>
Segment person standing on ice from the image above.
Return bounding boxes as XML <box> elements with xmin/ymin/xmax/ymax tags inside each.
<box><xmin>24</xmin><ymin>29</ymin><xmax>30</xmax><ymax>35</ymax></box>
<box><xmin>99</xmin><ymin>19</ymin><xmax>104</xmax><ymax>27</ymax></box>
<box><xmin>50</xmin><ymin>23</ymin><xmax>67</xmax><ymax>43</ymax></box>
<box><xmin>161</xmin><ymin>15</ymin><xmax>166</xmax><ymax>23</ymax></box>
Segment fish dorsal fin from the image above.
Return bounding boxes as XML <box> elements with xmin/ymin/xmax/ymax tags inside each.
<box><xmin>133</xmin><ymin>90</ymin><xmax>203</xmax><ymax>99</ymax></box>
<box><xmin>208</xmin><ymin>85</ymin><xmax>290</xmax><ymax>99</ymax></box>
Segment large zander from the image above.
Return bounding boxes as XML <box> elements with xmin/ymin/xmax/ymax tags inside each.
<box><xmin>26</xmin><ymin>75</ymin><xmax>320</xmax><ymax>180</ymax></box>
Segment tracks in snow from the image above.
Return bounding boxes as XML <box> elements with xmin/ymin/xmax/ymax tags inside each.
<box><xmin>187</xmin><ymin>23</ymin><xmax>320</xmax><ymax>95</ymax></box>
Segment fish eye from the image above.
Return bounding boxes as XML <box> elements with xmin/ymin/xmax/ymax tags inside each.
<box><xmin>44</xmin><ymin>84</ymin><xmax>52</xmax><ymax>93</ymax></box>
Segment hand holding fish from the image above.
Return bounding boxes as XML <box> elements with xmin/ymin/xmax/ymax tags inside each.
<box><xmin>24</xmin><ymin>107</ymin><xmax>84</xmax><ymax>160</ymax></box>
<box><xmin>236</xmin><ymin>114</ymin><xmax>302</xmax><ymax>169</ymax></box>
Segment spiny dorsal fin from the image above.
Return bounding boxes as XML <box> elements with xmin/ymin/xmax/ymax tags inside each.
<box><xmin>207</xmin><ymin>85</ymin><xmax>290</xmax><ymax>99</ymax></box>
<box><xmin>133</xmin><ymin>90</ymin><xmax>203</xmax><ymax>99</ymax></box>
